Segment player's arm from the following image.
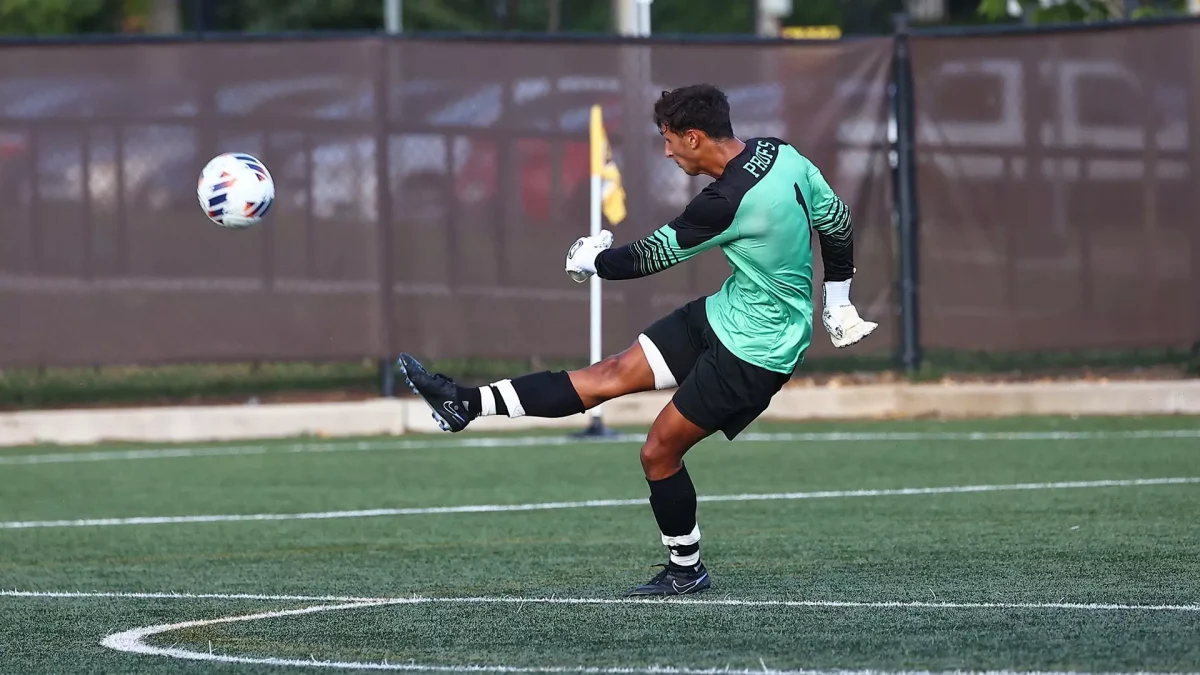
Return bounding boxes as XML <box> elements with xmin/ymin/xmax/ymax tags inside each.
<box><xmin>807</xmin><ymin>166</ymin><xmax>877</xmax><ymax>348</ymax></box>
<box><xmin>564</xmin><ymin>185</ymin><xmax>735</xmax><ymax>282</ymax></box>
<box><xmin>808</xmin><ymin>166</ymin><xmax>855</xmax><ymax>283</ymax></box>
<box><xmin>593</xmin><ymin>185</ymin><xmax>736</xmax><ymax>280</ymax></box>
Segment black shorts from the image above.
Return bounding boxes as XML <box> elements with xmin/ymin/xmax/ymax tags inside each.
<box><xmin>640</xmin><ymin>297</ymin><xmax>791</xmax><ymax>440</ymax></box>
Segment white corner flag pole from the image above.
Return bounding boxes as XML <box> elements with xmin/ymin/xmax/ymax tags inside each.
<box><xmin>576</xmin><ymin>103</ymin><xmax>624</xmax><ymax>438</ymax></box>
<box><xmin>580</xmin><ymin>103</ymin><xmax>615</xmax><ymax>437</ymax></box>
<box><xmin>588</xmin><ymin>164</ymin><xmax>604</xmax><ymax>429</ymax></box>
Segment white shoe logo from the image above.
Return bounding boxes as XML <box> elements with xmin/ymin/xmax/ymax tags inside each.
<box><xmin>442</xmin><ymin>401</ymin><xmax>465</xmax><ymax>424</ymax></box>
<box><xmin>672</xmin><ymin>575</ymin><xmax>705</xmax><ymax>593</ymax></box>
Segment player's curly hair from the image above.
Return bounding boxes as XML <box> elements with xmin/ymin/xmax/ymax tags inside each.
<box><xmin>653</xmin><ymin>84</ymin><xmax>734</xmax><ymax>140</ymax></box>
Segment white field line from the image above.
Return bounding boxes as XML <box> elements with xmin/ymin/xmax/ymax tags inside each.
<box><xmin>2</xmin><ymin>429</ymin><xmax>1198</xmax><ymax>466</ymax></box>
<box><xmin>91</xmin><ymin>596</ymin><xmax>1200</xmax><ymax>674</ymax></box>
<box><xmin>5</xmin><ymin>590</ymin><xmax>1200</xmax><ymax>612</ymax></box>
<box><xmin>2</xmin><ymin>477</ymin><xmax>1197</xmax><ymax>531</ymax></box>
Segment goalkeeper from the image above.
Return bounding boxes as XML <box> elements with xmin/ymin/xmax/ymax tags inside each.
<box><xmin>397</xmin><ymin>84</ymin><xmax>877</xmax><ymax>597</ymax></box>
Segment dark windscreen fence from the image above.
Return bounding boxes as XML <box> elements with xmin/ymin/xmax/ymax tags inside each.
<box><xmin>16</xmin><ymin>25</ymin><xmax>1193</xmax><ymax>373</ymax></box>
<box><xmin>910</xmin><ymin>25</ymin><xmax>1200</xmax><ymax>354</ymax></box>
<box><xmin>381</xmin><ymin>37</ymin><xmax>896</xmax><ymax>363</ymax></box>
<box><xmin>0</xmin><ymin>35</ymin><xmax>894</xmax><ymax>370</ymax></box>
<box><xmin>0</xmin><ymin>38</ymin><xmax>386</xmax><ymax>368</ymax></box>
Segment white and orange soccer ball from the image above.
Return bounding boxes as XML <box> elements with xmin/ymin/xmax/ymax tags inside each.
<box><xmin>197</xmin><ymin>153</ymin><xmax>275</xmax><ymax>229</ymax></box>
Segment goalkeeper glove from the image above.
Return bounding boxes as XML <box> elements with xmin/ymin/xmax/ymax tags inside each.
<box><xmin>565</xmin><ymin>229</ymin><xmax>614</xmax><ymax>283</ymax></box>
<box><xmin>821</xmin><ymin>276</ymin><xmax>878</xmax><ymax>348</ymax></box>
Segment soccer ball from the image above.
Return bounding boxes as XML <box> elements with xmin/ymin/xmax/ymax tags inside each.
<box><xmin>197</xmin><ymin>153</ymin><xmax>275</xmax><ymax>229</ymax></box>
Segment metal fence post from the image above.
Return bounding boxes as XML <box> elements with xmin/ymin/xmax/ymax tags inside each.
<box><xmin>1189</xmin><ymin>26</ymin><xmax>1200</xmax><ymax>360</ymax></box>
<box><xmin>376</xmin><ymin>36</ymin><xmax>397</xmax><ymax>398</ymax></box>
<box><xmin>892</xmin><ymin>13</ymin><xmax>923</xmax><ymax>373</ymax></box>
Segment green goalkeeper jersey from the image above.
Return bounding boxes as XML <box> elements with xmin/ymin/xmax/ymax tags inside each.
<box><xmin>594</xmin><ymin>138</ymin><xmax>854</xmax><ymax>374</ymax></box>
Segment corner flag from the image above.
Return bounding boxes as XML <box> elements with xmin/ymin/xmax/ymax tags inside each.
<box><xmin>576</xmin><ymin>104</ymin><xmax>626</xmax><ymax>439</ymax></box>
<box><xmin>589</xmin><ymin>104</ymin><xmax>626</xmax><ymax>226</ymax></box>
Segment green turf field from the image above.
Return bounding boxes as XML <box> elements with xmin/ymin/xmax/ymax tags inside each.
<box><xmin>1</xmin><ymin>415</ymin><xmax>1198</xmax><ymax>674</ymax></box>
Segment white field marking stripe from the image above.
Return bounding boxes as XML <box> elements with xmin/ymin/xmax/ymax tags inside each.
<box><xmin>3</xmin><ymin>429</ymin><xmax>1199</xmax><ymax>466</ymax></box>
<box><xmin>2</xmin><ymin>477</ymin><xmax>1198</xmax><ymax>531</ymax></box>
<box><xmin>97</xmin><ymin>599</ymin><xmax>1200</xmax><ymax>675</ymax></box>
<box><xmin>6</xmin><ymin>590</ymin><xmax>1200</xmax><ymax>612</ymax></box>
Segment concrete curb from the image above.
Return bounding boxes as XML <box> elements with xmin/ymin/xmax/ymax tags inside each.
<box><xmin>761</xmin><ymin>380</ymin><xmax>1200</xmax><ymax>421</ymax></box>
<box><xmin>1</xmin><ymin>380</ymin><xmax>1197</xmax><ymax>447</ymax></box>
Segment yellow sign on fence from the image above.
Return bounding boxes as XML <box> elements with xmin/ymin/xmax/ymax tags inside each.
<box><xmin>781</xmin><ymin>25</ymin><xmax>843</xmax><ymax>40</ymax></box>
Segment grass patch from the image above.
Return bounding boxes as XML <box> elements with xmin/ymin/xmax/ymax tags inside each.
<box><xmin>1</xmin><ymin>417</ymin><xmax>1198</xmax><ymax>673</ymax></box>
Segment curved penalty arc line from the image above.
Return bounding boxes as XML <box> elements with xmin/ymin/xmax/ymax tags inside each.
<box><xmin>97</xmin><ymin>596</ymin><xmax>1200</xmax><ymax>675</ymax></box>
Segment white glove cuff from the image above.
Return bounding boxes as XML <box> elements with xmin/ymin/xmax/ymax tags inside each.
<box><xmin>823</xmin><ymin>279</ymin><xmax>851</xmax><ymax>307</ymax></box>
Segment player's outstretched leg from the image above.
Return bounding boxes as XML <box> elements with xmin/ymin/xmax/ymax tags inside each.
<box><xmin>626</xmin><ymin>401</ymin><xmax>714</xmax><ymax>597</ymax></box>
<box><xmin>396</xmin><ymin>343</ymin><xmax>657</xmax><ymax>433</ymax></box>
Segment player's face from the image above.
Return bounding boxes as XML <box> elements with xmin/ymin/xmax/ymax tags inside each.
<box><xmin>661</xmin><ymin>127</ymin><xmax>702</xmax><ymax>176</ymax></box>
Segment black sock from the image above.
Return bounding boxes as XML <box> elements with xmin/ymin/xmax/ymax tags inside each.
<box><xmin>648</xmin><ymin>463</ymin><xmax>700</xmax><ymax>568</ymax></box>
<box><xmin>511</xmin><ymin>371</ymin><xmax>584</xmax><ymax>417</ymax></box>
<box><xmin>460</xmin><ymin>387</ymin><xmax>482</xmax><ymax>413</ymax></box>
<box><xmin>458</xmin><ymin>371</ymin><xmax>583</xmax><ymax>419</ymax></box>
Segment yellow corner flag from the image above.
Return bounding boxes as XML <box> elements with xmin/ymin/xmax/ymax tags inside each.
<box><xmin>590</xmin><ymin>104</ymin><xmax>627</xmax><ymax>226</ymax></box>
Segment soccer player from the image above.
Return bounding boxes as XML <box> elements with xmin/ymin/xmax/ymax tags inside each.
<box><xmin>397</xmin><ymin>84</ymin><xmax>876</xmax><ymax>597</ymax></box>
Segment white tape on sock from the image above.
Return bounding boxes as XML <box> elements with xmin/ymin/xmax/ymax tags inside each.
<box><xmin>478</xmin><ymin>386</ymin><xmax>497</xmax><ymax>417</ymax></box>
<box><xmin>661</xmin><ymin>523</ymin><xmax>701</xmax><ymax>547</ymax></box>
<box><xmin>671</xmin><ymin>551</ymin><xmax>700</xmax><ymax>567</ymax></box>
<box><xmin>491</xmin><ymin>379</ymin><xmax>525</xmax><ymax>418</ymax></box>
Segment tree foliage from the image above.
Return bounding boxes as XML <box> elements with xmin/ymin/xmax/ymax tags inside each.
<box><xmin>0</xmin><ymin>0</ymin><xmax>879</xmax><ymax>36</ymax></box>
<box><xmin>977</xmin><ymin>0</ymin><xmax>1186</xmax><ymax>23</ymax></box>
<box><xmin>0</xmin><ymin>0</ymin><xmax>153</xmax><ymax>35</ymax></box>
<box><xmin>10</xmin><ymin>0</ymin><xmax>1185</xmax><ymax>37</ymax></box>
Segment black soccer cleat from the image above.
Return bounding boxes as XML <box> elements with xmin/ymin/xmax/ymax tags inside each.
<box><xmin>396</xmin><ymin>353</ymin><xmax>475</xmax><ymax>433</ymax></box>
<box><xmin>625</xmin><ymin>562</ymin><xmax>711</xmax><ymax>597</ymax></box>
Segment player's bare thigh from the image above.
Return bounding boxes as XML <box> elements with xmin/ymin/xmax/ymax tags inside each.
<box><xmin>568</xmin><ymin>340</ymin><xmax>657</xmax><ymax>408</ymax></box>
